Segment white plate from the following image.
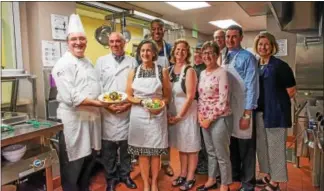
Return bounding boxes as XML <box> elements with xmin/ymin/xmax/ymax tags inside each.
<box><xmin>143</xmin><ymin>99</ymin><xmax>165</xmax><ymax>111</ymax></box>
<box><xmin>98</xmin><ymin>91</ymin><xmax>128</xmax><ymax>104</ymax></box>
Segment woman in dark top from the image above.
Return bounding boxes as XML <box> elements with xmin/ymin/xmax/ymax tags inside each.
<box><xmin>253</xmin><ymin>32</ymin><xmax>296</xmax><ymax>191</ymax></box>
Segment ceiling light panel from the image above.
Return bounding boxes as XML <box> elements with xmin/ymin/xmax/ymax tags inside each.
<box><xmin>166</xmin><ymin>2</ymin><xmax>210</xmax><ymax>11</ymax></box>
<box><xmin>209</xmin><ymin>19</ymin><xmax>241</xmax><ymax>29</ymax></box>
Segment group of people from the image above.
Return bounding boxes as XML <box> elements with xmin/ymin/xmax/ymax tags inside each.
<box><xmin>52</xmin><ymin>13</ymin><xmax>296</xmax><ymax>191</ymax></box>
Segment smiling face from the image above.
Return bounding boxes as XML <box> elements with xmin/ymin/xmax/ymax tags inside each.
<box><xmin>202</xmin><ymin>47</ymin><xmax>218</xmax><ymax>67</ymax></box>
<box><xmin>140</xmin><ymin>43</ymin><xmax>155</xmax><ymax>63</ymax></box>
<box><xmin>214</xmin><ymin>30</ymin><xmax>225</xmax><ymax>50</ymax></box>
<box><xmin>174</xmin><ymin>42</ymin><xmax>188</xmax><ymax>63</ymax></box>
<box><xmin>194</xmin><ymin>49</ymin><xmax>203</xmax><ymax>65</ymax></box>
<box><xmin>151</xmin><ymin>22</ymin><xmax>164</xmax><ymax>43</ymax></box>
<box><xmin>226</xmin><ymin>29</ymin><xmax>243</xmax><ymax>50</ymax></box>
<box><xmin>109</xmin><ymin>32</ymin><xmax>125</xmax><ymax>56</ymax></box>
<box><xmin>257</xmin><ymin>37</ymin><xmax>272</xmax><ymax>58</ymax></box>
<box><xmin>67</xmin><ymin>32</ymin><xmax>87</xmax><ymax>58</ymax></box>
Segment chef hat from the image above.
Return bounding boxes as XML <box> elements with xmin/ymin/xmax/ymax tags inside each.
<box><xmin>67</xmin><ymin>14</ymin><xmax>85</xmax><ymax>35</ymax></box>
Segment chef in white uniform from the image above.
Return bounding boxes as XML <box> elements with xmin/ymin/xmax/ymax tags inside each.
<box><xmin>52</xmin><ymin>14</ymin><xmax>105</xmax><ymax>191</ymax></box>
<box><xmin>95</xmin><ymin>32</ymin><xmax>137</xmax><ymax>191</ymax></box>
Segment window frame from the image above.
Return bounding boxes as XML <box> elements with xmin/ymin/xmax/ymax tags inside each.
<box><xmin>1</xmin><ymin>2</ymin><xmax>23</xmax><ymax>70</ymax></box>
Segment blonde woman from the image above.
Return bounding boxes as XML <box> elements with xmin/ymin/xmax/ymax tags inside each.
<box><xmin>126</xmin><ymin>39</ymin><xmax>171</xmax><ymax>191</ymax></box>
<box><xmin>253</xmin><ymin>32</ymin><xmax>296</xmax><ymax>191</ymax></box>
<box><xmin>168</xmin><ymin>39</ymin><xmax>201</xmax><ymax>191</ymax></box>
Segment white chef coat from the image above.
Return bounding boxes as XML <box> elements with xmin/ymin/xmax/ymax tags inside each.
<box><xmin>52</xmin><ymin>51</ymin><xmax>102</xmax><ymax>161</ymax></box>
<box><xmin>95</xmin><ymin>54</ymin><xmax>137</xmax><ymax>141</ymax></box>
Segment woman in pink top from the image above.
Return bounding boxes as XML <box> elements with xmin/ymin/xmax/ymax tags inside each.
<box><xmin>196</xmin><ymin>41</ymin><xmax>233</xmax><ymax>191</ymax></box>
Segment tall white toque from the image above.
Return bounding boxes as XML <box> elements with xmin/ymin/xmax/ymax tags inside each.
<box><xmin>67</xmin><ymin>14</ymin><xmax>86</xmax><ymax>35</ymax></box>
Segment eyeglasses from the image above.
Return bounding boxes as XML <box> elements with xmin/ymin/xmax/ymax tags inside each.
<box><xmin>202</xmin><ymin>51</ymin><xmax>215</xmax><ymax>56</ymax></box>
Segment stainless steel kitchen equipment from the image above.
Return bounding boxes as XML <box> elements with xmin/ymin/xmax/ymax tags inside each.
<box><xmin>301</xmin><ymin>100</ymin><xmax>324</xmax><ymax>187</ymax></box>
<box><xmin>1</xmin><ymin>71</ymin><xmax>37</xmax><ymax>118</ymax></box>
<box><xmin>1</xmin><ymin>119</ymin><xmax>63</xmax><ymax>191</ymax></box>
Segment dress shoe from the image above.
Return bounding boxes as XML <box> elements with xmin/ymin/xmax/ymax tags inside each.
<box><xmin>196</xmin><ymin>183</ymin><xmax>218</xmax><ymax>191</ymax></box>
<box><xmin>120</xmin><ymin>176</ymin><xmax>137</xmax><ymax>189</ymax></box>
<box><xmin>106</xmin><ymin>179</ymin><xmax>118</xmax><ymax>191</ymax></box>
<box><xmin>162</xmin><ymin>164</ymin><xmax>174</xmax><ymax>176</ymax></box>
<box><xmin>180</xmin><ymin>179</ymin><xmax>196</xmax><ymax>191</ymax></box>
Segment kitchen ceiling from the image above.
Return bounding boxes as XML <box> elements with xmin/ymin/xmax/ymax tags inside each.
<box><xmin>127</xmin><ymin>1</ymin><xmax>268</xmax><ymax>35</ymax></box>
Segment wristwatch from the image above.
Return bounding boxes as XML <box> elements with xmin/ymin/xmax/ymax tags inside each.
<box><xmin>242</xmin><ymin>113</ymin><xmax>251</xmax><ymax>120</ymax></box>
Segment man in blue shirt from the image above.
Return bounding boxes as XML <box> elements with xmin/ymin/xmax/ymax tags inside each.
<box><xmin>222</xmin><ymin>25</ymin><xmax>259</xmax><ymax>191</ymax></box>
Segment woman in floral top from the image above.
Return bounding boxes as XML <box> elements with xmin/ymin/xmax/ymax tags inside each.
<box><xmin>196</xmin><ymin>41</ymin><xmax>233</xmax><ymax>191</ymax></box>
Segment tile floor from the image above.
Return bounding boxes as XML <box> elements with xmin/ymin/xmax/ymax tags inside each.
<box><xmin>55</xmin><ymin>148</ymin><xmax>319</xmax><ymax>191</ymax></box>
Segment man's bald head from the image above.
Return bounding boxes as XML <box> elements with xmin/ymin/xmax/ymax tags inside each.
<box><xmin>213</xmin><ymin>30</ymin><xmax>226</xmax><ymax>50</ymax></box>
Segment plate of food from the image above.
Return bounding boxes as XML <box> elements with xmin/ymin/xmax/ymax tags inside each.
<box><xmin>143</xmin><ymin>98</ymin><xmax>165</xmax><ymax>111</ymax></box>
<box><xmin>98</xmin><ymin>91</ymin><xmax>128</xmax><ymax>104</ymax></box>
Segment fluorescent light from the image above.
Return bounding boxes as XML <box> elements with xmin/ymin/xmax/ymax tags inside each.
<box><xmin>209</xmin><ymin>19</ymin><xmax>241</xmax><ymax>29</ymax></box>
<box><xmin>80</xmin><ymin>2</ymin><xmax>126</xmax><ymax>12</ymax></box>
<box><xmin>133</xmin><ymin>10</ymin><xmax>176</xmax><ymax>26</ymax></box>
<box><xmin>166</xmin><ymin>2</ymin><xmax>210</xmax><ymax>11</ymax></box>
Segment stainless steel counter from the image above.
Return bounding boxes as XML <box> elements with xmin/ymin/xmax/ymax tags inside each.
<box><xmin>1</xmin><ymin>119</ymin><xmax>63</xmax><ymax>191</ymax></box>
<box><xmin>1</xmin><ymin>119</ymin><xmax>63</xmax><ymax>147</ymax></box>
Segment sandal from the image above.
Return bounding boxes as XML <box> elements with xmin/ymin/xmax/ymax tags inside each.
<box><xmin>172</xmin><ymin>176</ymin><xmax>186</xmax><ymax>187</ymax></box>
<box><xmin>260</xmin><ymin>182</ymin><xmax>280</xmax><ymax>191</ymax></box>
<box><xmin>162</xmin><ymin>164</ymin><xmax>174</xmax><ymax>177</ymax></box>
<box><xmin>256</xmin><ymin>176</ymin><xmax>270</xmax><ymax>186</ymax></box>
<box><xmin>180</xmin><ymin>179</ymin><xmax>196</xmax><ymax>191</ymax></box>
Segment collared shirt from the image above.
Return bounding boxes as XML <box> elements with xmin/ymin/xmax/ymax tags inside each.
<box><xmin>112</xmin><ymin>53</ymin><xmax>125</xmax><ymax>64</ymax></box>
<box><xmin>225</xmin><ymin>48</ymin><xmax>259</xmax><ymax>110</ymax></box>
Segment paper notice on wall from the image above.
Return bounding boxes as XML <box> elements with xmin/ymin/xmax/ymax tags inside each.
<box><xmin>51</xmin><ymin>14</ymin><xmax>68</xmax><ymax>40</ymax></box>
<box><xmin>42</xmin><ymin>40</ymin><xmax>61</xmax><ymax>67</ymax></box>
<box><xmin>60</xmin><ymin>42</ymin><xmax>68</xmax><ymax>56</ymax></box>
<box><xmin>275</xmin><ymin>39</ymin><xmax>288</xmax><ymax>57</ymax></box>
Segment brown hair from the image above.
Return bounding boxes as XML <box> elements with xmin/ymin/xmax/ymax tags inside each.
<box><xmin>170</xmin><ymin>39</ymin><xmax>191</xmax><ymax>64</ymax></box>
<box><xmin>136</xmin><ymin>39</ymin><xmax>159</xmax><ymax>62</ymax></box>
<box><xmin>201</xmin><ymin>41</ymin><xmax>220</xmax><ymax>56</ymax></box>
<box><xmin>253</xmin><ymin>31</ymin><xmax>279</xmax><ymax>56</ymax></box>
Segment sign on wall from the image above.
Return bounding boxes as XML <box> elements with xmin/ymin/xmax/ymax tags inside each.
<box><xmin>275</xmin><ymin>39</ymin><xmax>288</xmax><ymax>57</ymax></box>
<box><xmin>42</xmin><ymin>40</ymin><xmax>61</xmax><ymax>67</ymax></box>
<box><xmin>51</xmin><ymin>14</ymin><xmax>68</xmax><ymax>40</ymax></box>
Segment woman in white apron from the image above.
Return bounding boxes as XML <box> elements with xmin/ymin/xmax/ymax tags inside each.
<box><xmin>168</xmin><ymin>39</ymin><xmax>201</xmax><ymax>191</ymax></box>
<box><xmin>126</xmin><ymin>39</ymin><xmax>171</xmax><ymax>191</ymax></box>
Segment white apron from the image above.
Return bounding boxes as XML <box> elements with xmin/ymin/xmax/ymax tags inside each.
<box><xmin>56</xmin><ymin>54</ymin><xmax>102</xmax><ymax>161</ymax></box>
<box><xmin>168</xmin><ymin>65</ymin><xmax>201</xmax><ymax>152</ymax></box>
<box><xmin>156</xmin><ymin>41</ymin><xmax>170</xmax><ymax>68</ymax></box>
<box><xmin>222</xmin><ymin>51</ymin><xmax>253</xmax><ymax>139</ymax></box>
<box><xmin>97</xmin><ymin>55</ymin><xmax>135</xmax><ymax>141</ymax></box>
<box><xmin>128</xmin><ymin>63</ymin><xmax>168</xmax><ymax>148</ymax></box>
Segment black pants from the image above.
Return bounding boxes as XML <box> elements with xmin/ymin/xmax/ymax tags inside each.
<box><xmin>58</xmin><ymin>131</ymin><xmax>96</xmax><ymax>191</ymax></box>
<box><xmin>101</xmin><ymin>140</ymin><xmax>131</xmax><ymax>181</ymax></box>
<box><xmin>230</xmin><ymin>124</ymin><xmax>256</xmax><ymax>190</ymax></box>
